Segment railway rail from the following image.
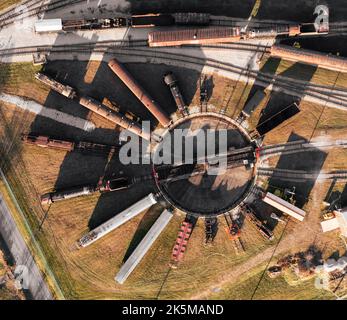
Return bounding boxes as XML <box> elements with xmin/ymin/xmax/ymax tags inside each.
<box><xmin>256</xmin><ymin>139</ymin><xmax>347</xmax><ymax>158</ymax></box>
<box><xmin>0</xmin><ymin>34</ymin><xmax>347</xmax><ymax>109</ymax></box>
<box><xmin>0</xmin><ymin>0</ymin><xmax>86</xmax><ymax>28</ymax></box>
<box><xmin>1</xmin><ymin>42</ymin><xmax>346</xmax><ymax>109</ymax></box>
<box><xmin>257</xmin><ymin>167</ymin><xmax>347</xmax><ymax>181</ymax></box>
<box><xmin>100</xmin><ymin>48</ymin><xmax>347</xmax><ymax>108</ymax></box>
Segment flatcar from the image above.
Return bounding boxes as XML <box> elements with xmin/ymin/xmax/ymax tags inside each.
<box><xmin>148</xmin><ymin>22</ymin><xmax>329</xmax><ymax>47</ymax></box>
<box><xmin>62</xmin><ymin>17</ymin><xmax>128</xmax><ymax>30</ymax></box>
<box><xmin>149</xmin><ymin>27</ymin><xmax>241</xmax><ymax>47</ymax></box>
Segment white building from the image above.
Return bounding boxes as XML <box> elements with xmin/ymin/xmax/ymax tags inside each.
<box><xmin>34</xmin><ymin>19</ymin><xmax>63</xmax><ymax>33</ymax></box>
<box><xmin>321</xmin><ymin>208</ymin><xmax>347</xmax><ymax>236</ymax></box>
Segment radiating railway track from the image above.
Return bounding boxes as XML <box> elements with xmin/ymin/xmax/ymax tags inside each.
<box><xmin>257</xmin><ymin>139</ymin><xmax>347</xmax><ymax>158</ymax></box>
<box><xmin>257</xmin><ymin>167</ymin><xmax>347</xmax><ymax>181</ymax></box>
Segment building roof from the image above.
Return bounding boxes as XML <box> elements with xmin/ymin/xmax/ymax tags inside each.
<box><xmin>320</xmin><ymin>218</ymin><xmax>339</xmax><ymax>233</ymax></box>
<box><xmin>34</xmin><ymin>19</ymin><xmax>62</xmax><ymax>32</ymax></box>
<box><xmin>336</xmin><ymin>209</ymin><xmax>347</xmax><ymax>236</ymax></box>
<box><xmin>263</xmin><ymin>192</ymin><xmax>306</xmax><ymax>221</ymax></box>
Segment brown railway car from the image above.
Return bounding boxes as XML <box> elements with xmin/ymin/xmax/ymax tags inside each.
<box><xmin>78</xmin><ymin>96</ymin><xmax>150</xmax><ymax>140</ymax></box>
<box><xmin>21</xmin><ymin>134</ymin><xmax>74</xmax><ymax>151</ymax></box>
<box><xmin>270</xmin><ymin>45</ymin><xmax>347</xmax><ymax>73</ymax></box>
<box><xmin>108</xmin><ymin>58</ymin><xmax>171</xmax><ymax>127</ymax></box>
<box><xmin>148</xmin><ymin>27</ymin><xmax>241</xmax><ymax>47</ymax></box>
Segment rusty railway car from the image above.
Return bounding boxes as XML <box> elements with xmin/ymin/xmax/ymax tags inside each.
<box><xmin>148</xmin><ymin>27</ymin><xmax>241</xmax><ymax>47</ymax></box>
<box><xmin>270</xmin><ymin>45</ymin><xmax>347</xmax><ymax>73</ymax></box>
<box><xmin>21</xmin><ymin>134</ymin><xmax>74</xmax><ymax>151</ymax></box>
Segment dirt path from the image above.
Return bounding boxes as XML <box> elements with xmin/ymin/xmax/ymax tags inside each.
<box><xmin>190</xmin><ymin>191</ymin><xmax>323</xmax><ymax>299</ymax></box>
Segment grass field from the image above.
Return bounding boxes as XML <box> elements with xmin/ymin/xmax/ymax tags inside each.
<box><xmin>0</xmin><ymin>58</ymin><xmax>347</xmax><ymax>299</ymax></box>
<box><xmin>209</xmin><ymin>264</ymin><xmax>336</xmax><ymax>300</ymax></box>
<box><xmin>0</xmin><ymin>0</ymin><xmax>21</xmax><ymax>13</ymax></box>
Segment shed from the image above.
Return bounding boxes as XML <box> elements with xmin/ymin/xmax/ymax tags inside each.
<box><xmin>320</xmin><ymin>218</ymin><xmax>339</xmax><ymax>233</ymax></box>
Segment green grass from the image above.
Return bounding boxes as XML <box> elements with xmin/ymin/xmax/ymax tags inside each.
<box><xmin>0</xmin><ymin>63</ymin><xmax>42</xmax><ymax>87</ymax></box>
<box><xmin>0</xmin><ymin>164</ymin><xmax>70</xmax><ymax>299</ymax></box>
<box><xmin>209</xmin><ymin>265</ymin><xmax>336</xmax><ymax>300</ymax></box>
<box><xmin>0</xmin><ymin>61</ymin><xmax>346</xmax><ymax>300</ymax></box>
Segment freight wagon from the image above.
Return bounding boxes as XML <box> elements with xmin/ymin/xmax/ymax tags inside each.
<box><xmin>21</xmin><ymin>134</ymin><xmax>74</xmax><ymax>151</ymax></box>
<box><xmin>255</xmin><ymin>102</ymin><xmax>300</xmax><ymax>137</ymax></box>
<box><xmin>271</xmin><ymin>45</ymin><xmax>347</xmax><ymax>73</ymax></box>
<box><xmin>148</xmin><ymin>27</ymin><xmax>241</xmax><ymax>47</ymax></box>
<box><xmin>148</xmin><ymin>22</ymin><xmax>328</xmax><ymax>48</ymax></box>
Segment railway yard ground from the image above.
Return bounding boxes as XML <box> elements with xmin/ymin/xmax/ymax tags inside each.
<box><xmin>0</xmin><ymin>1</ymin><xmax>21</xmax><ymax>12</ymax></box>
<box><xmin>1</xmin><ymin>59</ymin><xmax>347</xmax><ymax>299</ymax></box>
<box><xmin>1</xmin><ymin>0</ymin><xmax>347</xmax><ymax>301</ymax></box>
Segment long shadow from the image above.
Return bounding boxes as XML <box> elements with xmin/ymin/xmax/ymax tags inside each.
<box><xmin>257</xmin><ymin>62</ymin><xmax>317</xmax><ymax>127</ymax></box>
<box><xmin>0</xmin><ymin>233</ymin><xmax>15</xmax><ymax>266</ymax></box>
<box><xmin>281</xmin><ymin>36</ymin><xmax>347</xmax><ymax>57</ymax></box>
<box><xmin>8</xmin><ymin>1</ymin><xmax>238</xmax><ymax>298</ymax></box>
<box><xmin>30</xmin><ymin>3</ymin><xmax>207</xmax><ymax>237</ymax></box>
<box><xmin>240</xmin><ymin>57</ymin><xmax>281</xmax><ymax>119</ymax></box>
<box><xmin>339</xmin><ymin>183</ymin><xmax>347</xmax><ymax>208</ymax></box>
<box><xmin>262</xmin><ymin>132</ymin><xmax>328</xmax><ymax>230</ymax></box>
<box><xmin>122</xmin><ymin>202</ymin><xmax>165</xmax><ymax>262</ymax></box>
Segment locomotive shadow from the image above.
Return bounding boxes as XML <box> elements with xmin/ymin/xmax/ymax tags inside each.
<box><xmin>338</xmin><ymin>184</ymin><xmax>347</xmax><ymax>208</ymax></box>
<box><xmin>256</xmin><ymin>62</ymin><xmax>317</xmax><ymax>128</ymax></box>
<box><xmin>261</xmin><ymin>132</ymin><xmax>327</xmax><ymax>231</ymax></box>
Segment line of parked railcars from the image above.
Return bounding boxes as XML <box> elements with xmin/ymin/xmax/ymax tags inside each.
<box><xmin>148</xmin><ymin>23</ymin><xmax>329</xmax><ymax>47</ymax></box>
<box><xmin>34</xmin><ymin>12</ymin><xmax>210</xmax><ymax>33</ymax></box>
<box><xmin>21</xmin><ymin>134</ymin><xmax>122</xmax><ymax>155</ymax></box>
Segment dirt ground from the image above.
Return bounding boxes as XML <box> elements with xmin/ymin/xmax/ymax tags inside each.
<box><xmin>0</xmin><ymin>0</ymin><xmax>20</xmax><ymax>12</ymax></box>
<box><xmin>0</xmin><ymin>240</ymin><xmax>25</xmax><ymax>300</ymax></box>
<box><xmin>0</xmin><ymin>57</ymin><xmax>347</xmax><ymax>299</ymax></box>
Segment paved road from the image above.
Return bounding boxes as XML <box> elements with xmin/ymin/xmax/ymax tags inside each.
<box><xmin>0</xmin><ymin>194</ymin><xmax>52</xmax><ymax>300</ymax></box>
